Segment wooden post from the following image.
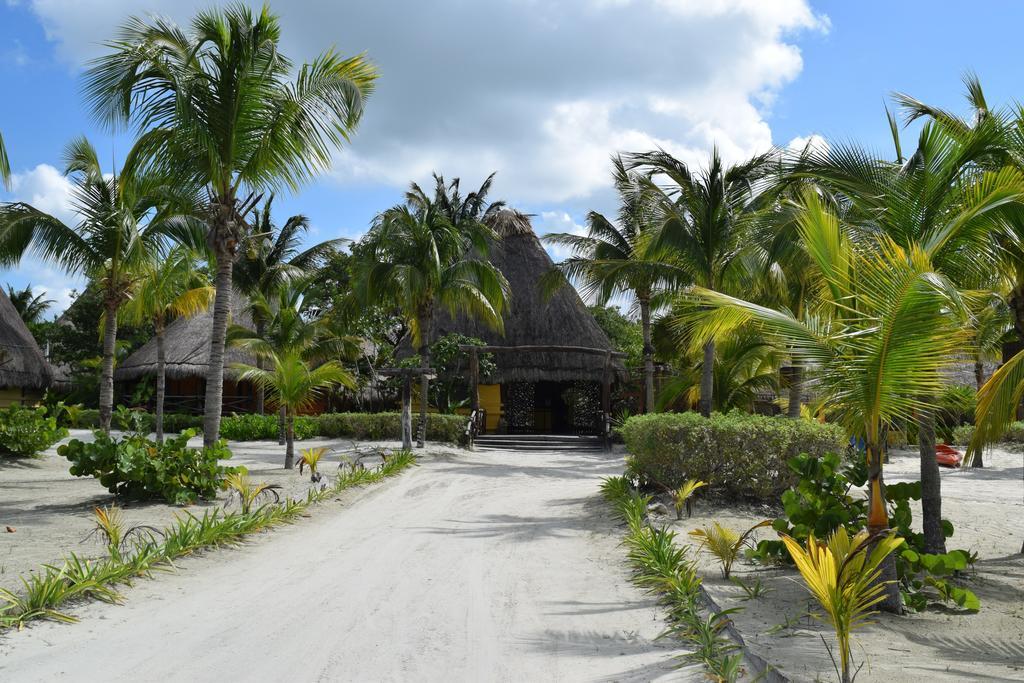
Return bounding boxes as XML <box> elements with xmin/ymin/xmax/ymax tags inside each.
<box><xmin>401</xmin><ymin>375</ymin><xmax>413</xmax><ymax>451</ymax></box>
<box><xmin>469</xmin><ymin>347</ymin><xmax>480</xmax><ymax>414</ymax></box>
<box><xmin>602</xmin><ymin>351</ymin><xmax>612</xmax><ymax>450</ymax></box>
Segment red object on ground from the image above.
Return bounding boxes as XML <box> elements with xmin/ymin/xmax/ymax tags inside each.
<box><xmin>935</xmin><ymin>443</ymin><xmax>962</xmax><ymax>468</ymax></box>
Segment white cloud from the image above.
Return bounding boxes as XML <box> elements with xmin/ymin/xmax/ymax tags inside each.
<box><xmin>7</xmin><ymin>163</ymin><xmax>76</xmax><ymax>224</ymax></box>
<box><xmin>20</xmin><ymin>0</ymin><xmax>827</xmax><ymax>208</ymax></box>
<box><xmin>787</xmin><ymin>133</ymin><xmax>829</xmax><ymax>155</ymax></box>
<box><xmin>537</xmin><ymin>210</ymin><xmax>589</xmax><ymax>261</ymax></box>
<box><xmin>1</xmin><ymin>164</ymin><xmax>83</xmax><ymax>317</ymax></box>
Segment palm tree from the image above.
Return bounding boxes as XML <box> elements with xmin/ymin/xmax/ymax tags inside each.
<box><xmin>655</xmin><ymin>327</ymin><xmax>780</xmax><ymax>413</ymax></box>
<box><xmin>0</xmin><ymin>137</ymin><xmax>197</xmax><ymax>432</ymax></box>
<box><xmin>83</xmin><ymin>4</ymin><xmax>377</xmax><ymax>446</ymax></box>
<box><xmin>235</xmin><ymin>351</ymin><xmax>354</xmax><ymax>469</ymax></box>
<box><xmin>124</xmin><ymin>249</ymin><xmax>214</xmax><ymax>443</ymax></box>
<box><xmin>691</xmin><ymin>189</ymin><xmax>969</xmax><ymax>611</ymax></box>
<box><xmin>235</xmin><ymin>196</ymin><xmax>346</xmax><ymax>414</ymax></box>
<box><xmin>792</xmin><ymin>119</ymin><xmax>1024</xmax><ymax>552</ymax></box>
<box><xmin>6</xmin><ymin>284</ymin><xmax>55</xmax><ymax>324</ymax></box>
<box><xmin>627</xmin><ymin>147</ymin><xmax>774</xmax><ymax>417</ymax></box>
<box><xmin>357</xmin><ymin>195</ymin><xmax>509</xmax><ymax>446</ymax></box>
<box><xmin>0</xmin><ymin>131</ymin><xmax>10</xmax><ymax>189</ymax></box>
<box><xmin>544</xmin><ymin>156</ymin><xmax>686</xmax><ymax>412</ymax></box>
<box><xmin>230</xmin><ymin>282</ymin><xmax>360</xmax><ymax>448</ymax></box>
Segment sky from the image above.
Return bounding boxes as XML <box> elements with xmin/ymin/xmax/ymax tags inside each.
<box><xmin>1</xmin><ymin>0</ymin><xmax>1023</xmax><ymax>317</ymax></box>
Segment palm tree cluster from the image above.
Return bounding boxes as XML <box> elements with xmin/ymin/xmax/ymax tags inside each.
<box><xmin>0</xmin><ymin>6</ymin><xmax>377</xmax><ymax>456</ymax></box>
<box><xmin>548</xmin><ymin>74</ymin><xmax>1024</xmax><ymax>592</ymax></box>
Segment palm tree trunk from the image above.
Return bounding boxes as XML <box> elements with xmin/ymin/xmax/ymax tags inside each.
<box><xmin>254</xmin><ymin>318</ymin><xmax>266</xmax><ymax>415</ymax></box>
<box><xmin>155</xmin><ymin>321</ymin><xmax>166</xmax><ymax>445</ymax></box>
<box><xmin>418</xmin><ymin>312</ymin><xmax>431</xmax><ymax>448</ymax></box>
<box><xmin>98</xmin><ymin>298</ymin><xmax>119</xmax><ymax>434</ymax></box>
<box><xmin>278</xmin><ymin>405</ymin><xmax>286</xmax><ymax>446</ymax></box>
<box><xmin>866</xmin><ymin>441</ymin><xmax>903</xmax><ymax>613</ymax></box>
<box><xmin>640</xmin><ymin>298</ymin><xmax>654</xmax><ymax>413</ymax></box>
<box><xmin>917</xmin><ymin>405</ymin><xmax>946</xmax><ymax>554</ymax></box>
<box><xmin>284</xmin><ymin>411</ymin><xmax>295</xmax><ymax>469</ymax></box>
<box><xmin>203</xmin><ymin>247</ymin><xmax>234</xmax><ymax>447</ymax></box>
<box><xmin>974</xmin><ymin>355</ymin><xmax>986</xmax><ymax>392</ymax></box>
<box><xmin>699</xmin><ymin>340</ymin><xmax>714</xmax><ymax>418</ymax></box>
<box><xmin>787</xmin><ymin>362</ymin><xmax>803</xmax><ymax>419</ymax></box>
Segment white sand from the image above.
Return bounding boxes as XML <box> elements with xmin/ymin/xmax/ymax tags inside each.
<box><xmin>1</xmin><ymin>442</ymin><xmax>698</xmax><ymax>682</ymax></box>
<box><xmin>666</xmin><ymin>447</ymin><xmax>1024</xmax><ymax>683</ymax></box>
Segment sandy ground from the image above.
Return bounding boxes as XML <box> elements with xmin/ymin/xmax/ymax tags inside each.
<box><xmin>663</xmin><ymin>447</ymin><xmax>1024</xmax><ymax>683</ymax></box>
<box><xmin>1</xmin><ymin>430</ymin><xmax>449</xmax><ymax>588</ymax></box>
<box><xmin>1</xmin><ymin>439</ymin><xmax>698</xmax><ymax>682</ymax></box>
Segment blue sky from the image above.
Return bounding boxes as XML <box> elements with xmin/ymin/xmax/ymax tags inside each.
<box><xmin>1</xmin><ymin>0</ymin><xmax>1021</xmax><ymax>316</ymax></box>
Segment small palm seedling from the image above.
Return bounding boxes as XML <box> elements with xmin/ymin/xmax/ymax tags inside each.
<box><xmin>689</xmin><ymin>520</ymin><xmax>771</xmax><ymax>579</ymax></box>
<box><xmin>670</xmin><ymin>608</ymin><xmax>743</xmax><ymax>681</ymax></box>
<box><xmin>0</xmin><ymin>564</ymin><xmax>118</xmax><ymax>629</ymax></box>
<box><xmin>780</xmin><ymin>528</ymin><xmax>905</xmax><ymax>683</ymax></box>
<box><xmin>223</xmin><ymin>471</ymin><xmax>282</xmax><ymax>514</ymax></box>
<box><xmin>297</xmin><ymin>447</ymin><xmax>329</xmax><ymax>483</ymax></box>
<box><xmin>672</xmin><ymin>479</ymin><xmax>707</xmax><ymax>520</ymax></box>
<box><xmin>730</xmin><ymin>575</ymin><xmax>772</xmax><ymax>601</ymax></box>
<box><xmin>87</xmin><ymin>505</ymin><xmax>161</xmax><ymax>561</ymax></box>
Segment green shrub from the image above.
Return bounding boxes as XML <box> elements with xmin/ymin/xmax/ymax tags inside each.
<box><xmin>218</xmin><ymin>413</ymin><xmax>317</xmax><ymax>441</ymax></box>
<box><xmin>59</xmin><ymin>429</ymin><xmax>236</xmax><ymax>504</ymax></box>
<box><xmin>750</xmin><ymin>451</ymin><xmax>979</xmax><ymax>612</ymax></box>
<box><xmin>953</xmin><ymin>420</ymin><xmax>1024</xmax><ymax>446</ymax></box>
<box><xmin>621</xmin><ymin>411</ymin><xmax>845</xmax><ymax>501</ymax></box>
<box><xmin>316</xmin><ymin>412</ymin><xmax>464</xmax><ymax>443</ymax></box>
<box><xmin>0</xmin><ymin>405</ymin><xmax>68</xmax><ymax>457</ymax></box>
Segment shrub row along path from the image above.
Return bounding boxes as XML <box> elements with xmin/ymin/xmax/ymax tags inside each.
<box><xmin>1</xmin><ymin>443</ymin><xmax>699</xmax><ymax>682</ymax></box>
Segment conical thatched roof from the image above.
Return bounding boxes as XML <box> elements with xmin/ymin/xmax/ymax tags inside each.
<box><xmin>404</xmin><ymin>210</ymin><xmax>625</xmax><ymax>383</ymax></box>
<box><xmin>115</xmin><ymin>291</ymin><xmax>255</xmax><ymax>382</ymax></box>
<box><xmin>0</xmin><ymin>288</ymin><xmax>53</xmax><ymax>389</ymax></box>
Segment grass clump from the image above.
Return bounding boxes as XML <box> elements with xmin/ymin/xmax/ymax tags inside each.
<box><xmin>601</xmin><ymin>475</ymin><xmax>747</xmax><ymax>682</ymax></box>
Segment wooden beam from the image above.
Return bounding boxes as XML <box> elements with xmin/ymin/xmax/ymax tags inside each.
<box><xmin>469</xmin><ymin>348</ymin><xmax>480</xmax><ymax>414</ymax></box>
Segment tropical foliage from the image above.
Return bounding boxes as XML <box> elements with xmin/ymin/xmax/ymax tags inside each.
<box><xmin>84</xmin><ymin>4</ymin><xmax>377</xmax><ymax>445</ymax></box>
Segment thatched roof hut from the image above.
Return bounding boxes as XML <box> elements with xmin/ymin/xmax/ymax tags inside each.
<box><xmin>115</xmin><ymin>291</ymin><xmax>255</xmax><ymax>382</ymax></box>
<box><xmin>406</xmin><ymin>210</ymin><xmax>625</xmax><ymax>383</ymax></box>
<box><xmin>0</xmin><ymin>287</ymin><xmax>53</xmax><ymax>390</ymax></box>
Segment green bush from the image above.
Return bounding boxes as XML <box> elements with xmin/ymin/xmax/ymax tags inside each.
<box><xmin>952</xmin><ymin>421</ymin><xmax>1024</xmax><ymax>446</ymax></box>
<box><xmin>621</xmin><ymin>411</ymin><xmax>845</xmax><ymax>501</ymax></box>
<box><xmin>217</xmin><ymin>413</ymin><xmax>318</xmax><ymax>441</ymax></box>
<box><xmin>316</xmin><ymin>412</ymin><xmax>464</xmax><ymax>443</ymax></box>
<box><xmin>59</xmin><ymin>429</ymin><xmax>236</xmax><ymax>504</ymax></box>
<box><xmin>750</xmin><ymin>451</ymin><xmax>979</xmax><ymax>612</ymax></box>
<box><xmin>0</xmin><ymin>405</ymin><xmax>68</xmax><ymax>457</ymax></box>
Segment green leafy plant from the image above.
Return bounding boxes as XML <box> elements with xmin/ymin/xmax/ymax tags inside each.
<box><xmin>755</xmin><ymin>452</ymin><xmax>980</xmax><ymax>611</ymax></box>
<box><xmin>671</xmin><ymin>479</ymin><xmax>707</xmax><ymax>519</ymax></box>
<box><xmin>297</xmin><ymin>447</ymin><xmax>329</xmax><ymax>482</ymax></box>
<box><xmin>0</xmin><ymin>405</ymin><xmax>67</xmax><ymax>457</ymax></box>
<box><xmin>689</xmin><ymin>520</ymin><xmax>771</xmax><ymax>579</ymax></box>
<box><xmin>87</xmin><ymin>505</ymin><xmax>161</xmax><ymax>561</ymax></box>
<box><xmin>223</xmin><ymin>471</ymin><xmax>282</xmax><ymax>514</ymax></box>
<box><xmin>730</xmin><ymin>576</ymin><xmax>772</xmax><ymax>601</ymax></box>
<box><xmin>60</xmin><ymin>429</ymin><xmax>236</xmax><ymax>504</ymax></box>
<box><xmin>781</xmin><ymin>528</ymin><xmax>905</xmax><ymax>683</ymax></box>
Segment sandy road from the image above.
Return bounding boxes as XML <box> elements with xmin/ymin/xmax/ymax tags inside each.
<box><xmin>0</xmin><ymin>447</ymin><xmax>695</xmax><ymax>682</ymax></box>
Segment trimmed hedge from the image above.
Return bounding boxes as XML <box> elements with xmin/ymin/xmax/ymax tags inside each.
<box><xmin>317</xmin><ymin>412</ymin><xmax>464</xmax><ymax>443</ymax></box>
<box><xmin>66</xmin><ymin>408</ymin><xmax>466</xmax><ymax>445</ymax></box>
<box><xmin>952</xmin><ymin>421</ymin><xmax>1024</xmax><ymax>446</ymax></box>
<box><xmin>621</xmin><ymin>411</ymin><xmax>846</xmax><ymax>502</ymax></box>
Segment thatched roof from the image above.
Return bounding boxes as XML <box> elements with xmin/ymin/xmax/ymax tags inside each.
<box><xmin>0</xmin><ymin>288</ymin><xmax>53</xmax><ymax>389</ymax></box>
<box><xmin>115</xmin><ymin>291</ymin><xmax>256</xmax><ymax>382</ymax></box>
<box><xmin>402</xmin><ymin>210</ymin><xmax>625</xmax><ymax>383</ymax></box>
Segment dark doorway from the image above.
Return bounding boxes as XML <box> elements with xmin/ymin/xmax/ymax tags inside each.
<box><xmin>503</xmin><ymin>381</ymin><xmax>601</xmax><ymax>435</ymax></box>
